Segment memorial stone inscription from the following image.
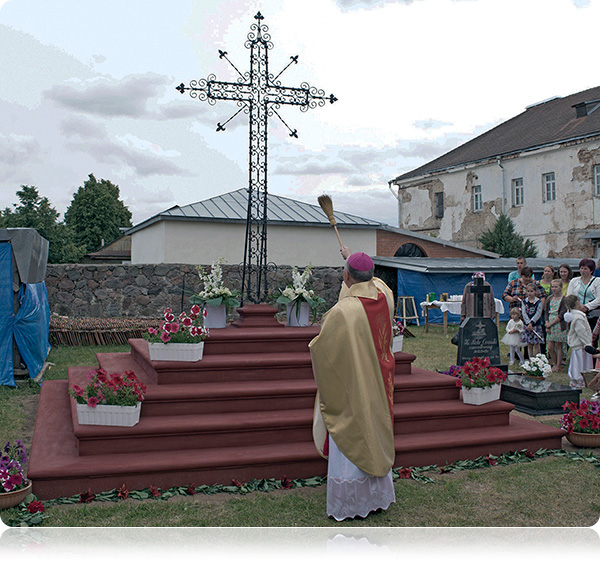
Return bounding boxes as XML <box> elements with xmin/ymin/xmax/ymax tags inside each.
<box><xmin>457</xmin><ymin>317</ymin><xmax>501</xmax><ymax>365</ymax></box>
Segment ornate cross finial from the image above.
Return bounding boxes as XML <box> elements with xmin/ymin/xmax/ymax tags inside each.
<box><xmin>177</xmin><ymin>13</ymin><xmax>336</xmax><ymax>304</ymax></box>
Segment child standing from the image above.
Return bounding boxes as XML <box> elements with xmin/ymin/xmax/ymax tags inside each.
<box><xmin>501</xmin><ymin>308</ymin><xmax>524</xmax><ymax>365</ymax></box>
<box><xmin>521</xmin><ymin>282</ymin><xmax>545</xmax><ymax>358</ymax></box>
<box><xmin>564</xmin><ymin>294</ymin><xmax>593</xmax><ymax>389</ymax></box>
<box><xmin>544</xmin><ymin>279</ymin><xmax>568</xmax><ymax>371</ymax></box>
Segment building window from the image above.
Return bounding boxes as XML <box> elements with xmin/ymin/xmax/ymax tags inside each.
<box><xmin>434</xmin><ymin>192</ymin><xmax>444</xmax><ymax>218</ymax></box>
<box><xmin>512</xmin><ymin>178</ymin><xmax>524</xmax><ymax>207</ymax></box>
<box><xmin>472</xmin><ymin>185</ymin><xmax>482</xmax><ymax>212</ymax></box>
<box><xmin>543</xmin><ymin>172</ymin><xmax>556</xmax><ymax>202</ymax></box>
<box><xmin>594</xmin><ymin>164</ymin><xmax>600</xmax><ymax>197</ymax></box>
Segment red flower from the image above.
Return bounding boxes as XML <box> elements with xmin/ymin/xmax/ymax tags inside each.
<box><xmin>182</xmin><ymin>317</ymin><xmax>192</xmax><ymax>327</ymax></box>
<box><xmin>26</xmin><ymin>500</ymin><xmax>45</xmax><ymax>513</ymax></box>
<box><xmin>79</xmin><ymin>489</ymin><xmax>96</xmax><ymax>503</ymax></box>
<box><xmin>231</xmin><ymin>479</ymin><xmax>243</xmax><ymax>488</ymax></box>
<box><xmin>117</xmin><ymin>484</ymin><xmax>129</xmax><ymax>499</ymax></box>
<box><xmin>525</xmin><ymin>450</ymin><xmax>535</xmax><ymax>458</ymax></box>
<box><xmin>281</xmin><ymin>476</ymin><xmax>293</xmax><ymax>489</ymax></box>
<box><xmin>397</xmin><ymin>467</ymin><xmax>412</xmax><ymax>479</ymax></box>
<box><xmin>87</xmin><ymin>396</ymin><xmax>99</xmax><ymax>408</ymax></box>
<box><xmin>186</xmin><ymin>483</ymin><xmax>197</xmax><ymax>495</ymax></box>
<box><xmin>191</xmin><ymin>305</ymin><xmax>201</xmax><ymax>316</ymax></box>
<box><xmin>485</xmin><ymin>455</ymin><xmax>497</xmax><ymax>466</ymax></box>
<box><xmin>149</xmin><ymin>485</ymin><xmax>161</xmax><ymax>498</ymax></box>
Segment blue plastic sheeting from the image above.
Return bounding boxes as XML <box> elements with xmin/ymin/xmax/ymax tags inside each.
<box><xmin>14</xmin><ymin>282</ymin><xmax>51</xmax><ymax>382</ymax></box>
<box><xmin>396</xmin><ymin>269</ymin><xmax>513</xmax><ymax>325</ymax></box>
<box><xmin>0</xmin><ymin>243</ymin><xmax>14</xmax><ymax>386</ymax></box>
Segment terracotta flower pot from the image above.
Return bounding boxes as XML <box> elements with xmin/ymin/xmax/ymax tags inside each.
<box><xmin>0</xmin><ymin>480</ymin><xmax>32</xmax><ymax>509</ymax></box>
<box><xmin>565</xmin><ymin>432</ymin><xmax>600</xmax><ymax>448</ymax></box>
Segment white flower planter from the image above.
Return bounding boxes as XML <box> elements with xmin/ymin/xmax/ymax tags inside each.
<box><xmin>287</xmin><ymin>301</ymin><xmax>310</xmax><ymax>327</ymax></box>
<box><xmin>392</xmin><ymin>335</ymin><xmax>403</xmax><ymax>353</ymax></box>
<box><xmin>76</xmin><ymin>402</ymin><xmax>141</xmax><ymax>426</ymax></box>
<box><xmin>461</xmin><ymin>384</ymin><xmax>501</xmax><ymax>405</ymax></box>
<box><xmin>203</xmin><ymin>304</ymin><xmax>227</xmax><ymax>328</ymax></box>
<box><xmin>148</xmin><ymin>341</ymin><xmax>205</xmax><ymax>362</ymax></box>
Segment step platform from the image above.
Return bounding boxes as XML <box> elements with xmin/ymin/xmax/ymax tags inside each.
<box><xmin>28</xmin><ymin>305</ymin><xmax>565</xmax><ymax>500</ymax></box>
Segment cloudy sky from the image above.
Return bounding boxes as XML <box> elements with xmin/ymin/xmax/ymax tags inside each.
<box><xmin>0</xmin><ymin>0</ymin><xmax>598</xmax><ymax>228</ymax></box>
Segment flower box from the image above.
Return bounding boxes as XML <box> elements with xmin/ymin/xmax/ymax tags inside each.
<box><xmin>0</xmin><ymin>480</ymin><xmax>32</xmax><ymax>509</ymax></box>
<box><xmin>148</xmin><ymin>341</ymin><xmax>204</xmax><ymax>362</ymax></box>
<box><xmin>287</xmin><ymin>302</ymin><xmax>310</xmax><ymax>327</ymax></box>
<box><xmin>461</xmin><ymin>384</ymin><xmax>501</xmax><ymax>405</ymax></box>
<box><xmin>203</xmin><ymin>304</ymin><xmax>227</xmax><ymax>328</ymax></box>
<box><xmin>392</xmin><ymin>335</ymin><xmax>403</xmax><ymax>353</ymax></box>
<box><xmin>76</xmin><ymin>402</ymin><xmax>142</xmax><ymax>427</ymax></box>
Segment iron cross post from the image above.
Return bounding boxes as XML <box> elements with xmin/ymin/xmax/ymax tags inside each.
<box><xmin>469</xmin><ymin>276</ymin><xmax>490</xmax><ymax>318</ymax></box>
<box><xmin>177</xmin><ymin>12</ymin><xmax>337</xmax><ymax>304</ymax></box>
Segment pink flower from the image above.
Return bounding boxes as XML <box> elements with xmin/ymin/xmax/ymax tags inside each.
<box><xmin>160</xmin><ymin>331</ymin><xmax>171</xmax><ymax>343</ymax></box>
<box><xmin>72</xmin><ymin>384</ymin><xmax>84</xmax><ymax>397</ymax></box>
<box><xmin>148</xmin><ymin>327</ymin><xmax>158</xmax><ymax>335</ymax></box>
<box><xmin>170</xmin><ymin>322</ymin><xmax>180</xmax><ymax>334</ymax></box>
<box><xmin>87</xmin><ymin>396</ymin><xmax>99</xmax><ymax>408</ymax></box>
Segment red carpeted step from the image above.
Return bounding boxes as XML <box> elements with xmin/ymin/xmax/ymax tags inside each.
<box><xmin>74</xmin><ymin>408</ymin><xmax>316</xmax><ymax>456</ymax></box>
<box><xmin>393</xmin><ymin>416</ymin><xmax>564</xmax><ymax>468</ymax></box>
<box><xmin>393</xmin><ymin>399</ymin><xmax>514</xmax><ymax>435</ymax></box>
<box><xmin>28</xmin><ymin>380</ymin><xmax>328</xmax><ymax>500</ymax></box>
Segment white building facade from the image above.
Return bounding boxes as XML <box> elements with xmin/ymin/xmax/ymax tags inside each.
<box><xmin>390</xmin><ymin>87</ymin><xmax>600</xmax><ymax>259</ymax></box>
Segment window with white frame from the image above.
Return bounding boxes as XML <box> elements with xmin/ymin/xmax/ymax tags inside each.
<box><xmin>542</xmin><ymin>172</ymin><xmax>556</xmax><ymax>202</ymax></box>
<box><xmin>594</xmin><ymin>164</ymin><xmax>600</xmax><ymax>197</ymax></box>
<box><xmin>512</xmin><ymin>178</ymin><xmax>524</xmax><ymax>207</ymax></box>
<box><xmin>472</xmin><ymin>185</ymin><xmax>482</xmax><ymax>212</ymax></box>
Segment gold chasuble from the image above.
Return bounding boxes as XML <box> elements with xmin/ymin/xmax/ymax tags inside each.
<box><xmin>309</xmin><ymin>277</ymin><xmax>395</xmax><ymax>477</ymax></box>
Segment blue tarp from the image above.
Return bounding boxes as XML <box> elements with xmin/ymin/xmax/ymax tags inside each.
<box><xmin>0</xmin><ymin>243</ymin><xmax>14</xmax><ymax>386</ymax></box>
<box><xmin>396</xmin><ymin>269</ymin><xmax>512</xmax><ymax>325</ymax></box>
<box><xmin>0</xmin><ymin>242</ymin><xmax>51</xmax><ymax>387</ymax></box>
<box><xmin>14</xmin><ymin>282</ymin><xmax>51</xmax><ymax>382</ymax></box>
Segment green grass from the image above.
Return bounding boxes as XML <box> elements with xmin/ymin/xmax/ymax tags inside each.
<box><xmin>1</xmin><ymin>326</ymin><xmax>600</xmax><ymax>527</ymax></box>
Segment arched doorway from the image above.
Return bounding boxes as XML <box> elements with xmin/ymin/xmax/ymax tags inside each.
<box><xmin>394</xmin><ymin>243</ymin><xmax>426</xmax><ymax>257</ymax></box>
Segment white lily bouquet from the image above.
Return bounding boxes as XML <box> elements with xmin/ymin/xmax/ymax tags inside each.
<box><xmin>521</xmin><ymin>354</ymin><xmax>552</xmax><ymax>379</ymax></box>
<box><xmin>190</xmin><ymin>258</ymin><xmax>241</xmax><ymax>309</ymax></box>
<box><xmin>276</xmin><ymin>264</ymin><xmax>326</xmax><ymax>321</ymax></box>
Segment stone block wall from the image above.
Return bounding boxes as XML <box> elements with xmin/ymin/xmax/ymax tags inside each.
<box><xmin>46</xmin><ymin>263</ymin><xmax>345</xmax><ymax>318</ymax></box>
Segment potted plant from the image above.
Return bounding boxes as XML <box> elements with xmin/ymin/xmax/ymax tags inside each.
<box><xmin>392</xmin><ymin>319</ymin><xmax>405</xmax><ymax>353</ymax></box>
<box><xmin>453</xmin><ymin>356</ymin><xmax>508</xmax><ymax>405</ymax></box>
<box><xmin>69</xmin><ymin>368</ymin><xmax>147</xmax><ymax>426</ymax></box>
<box><xmin>561</xmin><ymin>399</ymin><xmax>600</xmax><ymax>447</ymax></box>
<box><xmin>0</xmin><ymin>440</ymin><xmax>32</xmax><ymax>509</ymax></box>
<box><xmin>190</xmin><ymin>258</ymin><xmax>241</xmax><ymax>328</ymax></box>
<box><xmin>275</xmin><ymin>264</ymin><xmax>326</xmax><ymax>327</ymax></box>
<box><xmin>521</xmin><ymin>354</ymin><xmax>552</xmax><ymax>379</ymax></box>
<box><xmin>146</xmin><ymin>306</ymin><xmax>210</xmax><ymax>361</ymax></box>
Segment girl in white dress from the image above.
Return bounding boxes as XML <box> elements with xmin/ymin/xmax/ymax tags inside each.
<box><xmin>501</xmin><ymin>307</ymin><xmax>525</xmax><ymax>365</ymax></box>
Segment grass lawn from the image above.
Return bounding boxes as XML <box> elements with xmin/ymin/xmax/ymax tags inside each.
<box><xmin>1</xmin><ymin>323</ymin><xmax>600</xmax><ymax>528</ymax></box>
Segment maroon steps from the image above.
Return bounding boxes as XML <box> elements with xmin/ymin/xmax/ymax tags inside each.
<box><xmin>28</xmin><ymin>306</ymin><xmax>564</xmax><ymax>500</ymax></box>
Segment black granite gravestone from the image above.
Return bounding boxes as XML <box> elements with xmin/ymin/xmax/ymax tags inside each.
<box><xmin>456</xmin><ymin>277</ymin><xmax>506</xmax><ymax>370</ymax></box>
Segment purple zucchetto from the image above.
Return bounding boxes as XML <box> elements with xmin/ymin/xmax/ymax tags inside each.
<box><xmin>347</xmin><ymin>252</ymin><xmax>374</xmax><ymax>271</ymax></box>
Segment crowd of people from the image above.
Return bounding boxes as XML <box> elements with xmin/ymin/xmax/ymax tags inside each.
<box><xmin>500</xmin><ymin>256</ymin><xmax>600</xmax><ymax>394</ymax></box>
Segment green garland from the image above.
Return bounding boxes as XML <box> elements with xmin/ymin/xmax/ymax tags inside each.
<box><xmin>4</xmin><ymin>447</ymin><xmax>600</xmax><ymax>527</ymax></box>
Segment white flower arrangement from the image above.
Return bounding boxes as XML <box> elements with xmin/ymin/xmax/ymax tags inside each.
<box><xmin>276</xmin><ymin>264</ymin><xmax>326</xmax><ymax>319</ymax></box>
<box><xmin>521</xmin><ymin>354</ymin><xmax>552</xmax><ymax>379</ymax></box>
<box><xmin>190</xmin><ymin>258</ymin><xmax>241</xmax><ymax>309</ymax></box>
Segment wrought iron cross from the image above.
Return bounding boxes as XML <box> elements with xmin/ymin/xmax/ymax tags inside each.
<box><xmin>177</xmin><ymin>11</ymin><xmax>337</xmax><ymax>304</ymax></box>
<box><xmin>469</xmin><ymin>276</ymin><xmax>490</xmax><ymax>318</ymax></box>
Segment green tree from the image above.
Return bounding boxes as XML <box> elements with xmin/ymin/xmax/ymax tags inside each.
<box><xmin>478</xmin><ymin>213</ymin><xmax>537</xmax><ymax>258</ymax></box>
<box><xmin>64</xmin><ymin>174</ymin><xmax>132</xmax><ymax>253</ymax></box>
<box><xmin>0</xmin><ymin>185</ymin><xmax>86</xmax><ymax>263</ymax></box>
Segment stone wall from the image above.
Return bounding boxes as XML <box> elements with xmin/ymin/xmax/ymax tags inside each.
<box><xmin>46</xmin><ymin>263</ymin><xmax>345</xmax><ymax>318</ymax></box>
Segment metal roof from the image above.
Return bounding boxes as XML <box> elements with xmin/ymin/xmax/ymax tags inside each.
<box><xmin>392</xmin><ymin>85</ymin><xmax>600</xmax><ymax>184</ymax></box>
<box><xmin>127</xmin><ymin>188</ymin><xmax>385</xmax><ymax>235</ymax></box>
<box><xmin>373</xmin><ymin>256</ymin><xmax>582</xmax><ymax>274</ymax></box>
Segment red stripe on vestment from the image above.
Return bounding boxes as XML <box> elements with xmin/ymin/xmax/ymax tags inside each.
<box><xmin>358</xmin><ymin>294</ymin><xmax>395</xmax><ymax>419</ymax></box>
